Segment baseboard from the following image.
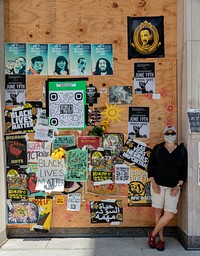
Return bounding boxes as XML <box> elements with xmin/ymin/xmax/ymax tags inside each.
<box><xmin>177</xmin><ymin>227</ymin><xmax>200</xmax><ymax>250</ymax></box>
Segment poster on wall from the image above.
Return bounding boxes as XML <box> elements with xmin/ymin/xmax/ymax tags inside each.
<box><xmin>120</xmin><ymin>138</ymin><xmax>152</xmax><ymax>170</ymax></box>
<box><xmin>48</xmin><ymin>44</ymin><xmax>69</xmax><ymax>75</ymax></box>
<box><xmin>46</xmin><ymin>78</ymin><xmax>87</xmax><ymax>129</ymax></box>
<box><xmin>27</xmin><ymin>141</ymin><xmax>51</xmax><ymax>163</ymax></box>
<box><xmin>52</xmin><ymin>135</ymin><xmax>75</xmax><ymax>151</ymax></box>
<box><xmin>5</xmin><ymin>105</ymin><xmax>36</xmax><ymax>133</ymax></box>
<box><xmin>128</xmin><ymin>107</ymin><xmax>150</xmax><ymax>138</ymax></box>
<box><xmin>67</xmin><ymin>193</ymin><xmax>81</xmax><ymax>211</ymax></box>
<box><xmin>128</xmin><ymin>169</ymin><xmax>151</xmax><ymax>206</ymax></box>
<box><xmin>128</xmin><ymin>16</ymin><xmax>165</xmax><ymax>59</ymax></box>
<box><xmin>65</xmin><ymin>148</ymin><xmax>88</xmax><ymax>182</ymax></box>
<box><xmin>5</xmin><ymin>75</ymin><xmax>26</xmax><ymax>106</ymax></box>
<box><xmin>90</xmin><ymin>200</ymin><xmax>123</xmax><ymax>223</ymax></box>
<box><xmin>7</xmin><ymin>200</ymin><xmax>39</xmax><ymax>224</ymax></box>
<box><xmin>115</xmin><ymin>164</ymin><xmax>130</xmax><ymax>184</ymax></box>
<box><xmin>69</xmin><ymin>44</ymin><xmax>91</xmax><ymax>76</ymax></box>
<box><xmin>4</xmin><ymin>134</ymin><xmax>27</xmax><ymax>166</ymax></box>
<box><xmin>36</xmin><ymin>157</ymin><xmax>65</xmax><ymax>192</ymax></box>
<box><xmin>187</xmin><ymin>109</ymin><xmax>200</xmax><ymax>132</ymax></box>
<box><xmin>27</xmin><ymin>44</ymin><xmax>48</xmax><ymax>75</ymax></box>
<box><xmin>77</xmin><ymin>136</ymin><xmax>101</xmax><ymax>150</ymax></box>
<box><xmin>5</xmin><ymin>43</ymin><xmax>26</xmax><ymax>75</ymax></box>
<box><xmin>134</xmin><ymin>62</ymin><xmax>155</xmax><ymax>94</ymax></box>
<box><xmin>109</xmin><ymin>86</ymin><xmax>132</xmax><ymax>104</ymax></box>
<box><xmin>7</xmin><ymin>167</ymin><xmax>28</xmax><ymax>200</ymax></box>
<box><xmin>91</xmin><ymin>44</ymin><xmax>113</xmax><ymax>75</ymax></box>
<box><xmin>29</xmin><ymin>198</ymin><xmax>53</xmax><ymax>232</ymax></box>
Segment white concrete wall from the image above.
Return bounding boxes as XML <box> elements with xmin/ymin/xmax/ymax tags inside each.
<box><xmin>0</xmin><ymin>0</ymin><xmax>7</xmax><ymax>246</ymax></box>
<box><xmin>178</xmin><ymin>0</ymin><xmax>200</xmax><ymax>237</ymax></box>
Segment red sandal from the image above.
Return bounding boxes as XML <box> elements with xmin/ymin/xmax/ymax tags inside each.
<box><xmin>156</xmin><ymin>240</ymin><xmax>165</xmax><ymax>251</ymax></box>
<box><xmin>148</xmin><ymin>231</ymin><xmax>156</xmax><ymax>249</ymax></box>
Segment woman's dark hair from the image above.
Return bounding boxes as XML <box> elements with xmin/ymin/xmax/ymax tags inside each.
<box><xmin>54</xmin><ymin>56</ymin><xmax>69</xmax><ymax>75</ymax></box>
<box><xmin>93</xmin><ymin>58</ymin><xmax>113</xmax><ymax>75</ymax></box>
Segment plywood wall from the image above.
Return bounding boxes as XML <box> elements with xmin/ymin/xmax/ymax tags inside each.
<box><xmin>4</xmin><ymin>0</ymin><xmax>178</xmax><ymax>231</ymax></box>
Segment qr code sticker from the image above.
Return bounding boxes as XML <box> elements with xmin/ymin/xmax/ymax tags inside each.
<box><xmin>49</xmin><ymin>90</ymin><xmax>85</xmax><ymax>128</ymax></box>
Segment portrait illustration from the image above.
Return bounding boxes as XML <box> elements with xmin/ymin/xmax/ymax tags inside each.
<box><xmin>128</xmin><ymin>16</ymin><xmax>165</xmax><ymax>59</ymax></box>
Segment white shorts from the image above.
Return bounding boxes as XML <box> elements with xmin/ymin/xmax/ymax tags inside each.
<box><xmin>150</xmin><ymin>185</ymin><xmax>180</xmax><ymax>214</ymax></box>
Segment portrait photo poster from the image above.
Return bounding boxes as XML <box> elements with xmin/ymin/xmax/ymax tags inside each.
<box><xmin>127</xmin><ymin>16</ymin><xmax>165</xmax><ymax>59</ymax></box>
<box><xmin>48</xmin><ymin>44</ymin><xmax>69</xmax><ymax>76</ymax></box>
<box><xmin>69</xmin><ymin>44</ymin><xmax>91</xmax><ymax>76</ymax></box>
<box><xmin>91</xmin><ymin>44</ymin><xmax>113</xmax><ymax>75</ymax></box>
<box><xmin>27</xmin><ymin>44</ymin><xmax>48</xmax><ymax>75</ymax></box>
<box><xmin>5</xmin><ymin>42</ymin><xmax>26</xmax><ymax>75</ymax></box>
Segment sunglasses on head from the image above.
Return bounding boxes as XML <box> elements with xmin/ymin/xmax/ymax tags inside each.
<box><xmin>164</xmin><ymin>131</ymin><xmax>176</xmax><ymax>136</ymax></box>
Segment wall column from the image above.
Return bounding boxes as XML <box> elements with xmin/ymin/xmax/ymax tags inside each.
<box><xmin>177</xmin><ymin>0</ymin><xmax>200</xmax><ymax>249</ymax></box>
<box><xmin>0</xmin><ymin>0</ymin><xmax>7</xmax><ymax>246</ymax></box>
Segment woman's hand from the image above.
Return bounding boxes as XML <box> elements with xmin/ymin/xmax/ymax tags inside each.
<box><xmin>170</xmin><ymin>185</ymin><xmax>180</xmax><ymax>196</ymax></box>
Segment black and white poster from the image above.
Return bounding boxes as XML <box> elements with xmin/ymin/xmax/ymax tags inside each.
<box><xmin>128</xmin><ymin>107</ymin><xmax>150</xmax><ymax>138</ymax></box>
<box><xmin>134</xmin><ymin>63</ymin><xmax>155</xmax><ymax>94</ymax></box>
<box><xmin>109</xmin><ymin>86</ymin><xmax>132</xmax><ymax>105</ymax></box>
<box><xmin>128</xmin><ymin>16</ymin><xmax>165</xmax><ymax>59</ymax></box>
<box><xmin>5</xmin><ymin>75</ymin><xmax>26</xmax><ymax>106</ymax></box>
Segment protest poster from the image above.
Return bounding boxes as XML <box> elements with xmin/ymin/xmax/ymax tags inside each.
<box><xmin>52</xmin><ymin>135</ymin><xmax>75</xmax><ymax>151</ymax></box>
<box><xmin>134</xmin><ymin>62</ymin><xmax>155</xmax><ymax>94</ymax></box>
<box><xmin>90</xmin><ymin>200</ymin><xmax>123</xmax><ymax>223</ymax></box>
<box><xmin>67</xmin><ymin>193</ymin><xmax>81</xmax><ymax>211</ymax></box>
<box><xmin>91</xmin><ymin>44</ymin><xmax>113</xmax><ymax>75</ymax></box>
<box><xmin>4</xmin><ymin>134</ymin><xmax>27</xmax><ymax>166</ymax></box>
<box><xmin>6</xmin><ymin>167</ymin><xmax>28</xmax><ymax>200</ymax></box>
<box><xmin>48</xmin><ymin>44</ymin><xmax>69</xmax><ymax>75</ymax></box>
<box><xmin>120</xmin><ymin>139</ymin><xmax>152</xmax><ymax>170</ymax></box>
<box><xmin>46</xmin><ymin>78</ymin><xmax>87</xmax><ymax>129</ymax></box>
<box><xmin>86</xmin><ymin>84</ymin><xmax>99</xmax><ymax>105</ymax></box>
<box><xmin>5</xmin><ymin>105</ymin><xmax>37</xmax><ymax>133</ymax></box>
<box><xmin>128</xmin><ymin>16</ymin><xmax>165</xmax><ymax>59</ymax></box>
<box><xmin>27</xmin><ymin>44</ymin><xmax>48</xmax><ymax>75</ymax></box>
<box><xmin>36</xmin><ymin>157</ymin><xmax>65</xmax><ymax>192</ymax></box>
<box><xmin>5</xmin><ymin>74</ymin><xmax>26</xmax><ymax>106</ymax></box>
<box><xmin>69</xmin><ymin>44</ymin><xmax>91</xmax><ymax>76</ymax></box>
<box><xmin>7</xmin><ymin>200</ymin><xmax>39</xmax><ymax>224</ymax></box>
<box><xmin>128</xmin><ymin>168</ymin><xmax>151</xmax><ymax>206</ymax></box>
<box><xmin>29</xmin><ymin>198</ymin><xmax>53</xmax><ymax>232</ymax></box>
<box><xmin>65</xmin><ymin>148</ymin><xmax>88</xmax><ymax>182</ymax></box>
<box><xmin>5</xmin><ymin>42</ymin><xmax>26</xmax><ymax>75</ymax></box>
<box><xmin>128</xmin><ymin>107</ymin><xmax>150</xmax><ymax>138</ymax></box>
<box><xmin>27</xmin><ymin>141</ymin><xmax>51</xmax><ymax>163</ymax></box>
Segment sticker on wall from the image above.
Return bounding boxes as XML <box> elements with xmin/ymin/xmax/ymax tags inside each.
<box><xmin>115</xmin><ymin>164</ymin><xmax>130</xmax><ymax>184</ymax></box>
<box><xmin>86</xmin><ymin>84</ymin><xmax>100</xmax><ymax>105</ymax></box>
<box><xmin>77</xmin><ymin>136</ymin><xmax>101</xmax><ymax>150</ymax></box>
<box><xmin>87</xmin><ymin>107</ymin><xmax>101</xmax><ymax>126</ymax></box>
<box><xmin>134</xmin><ymin>62</ymin><xmax>155</xmax><ymax>94</ymax></box>
<box><xmin>90</xmin><ymin>200</ymin><xmax>123</xmax><ymax>224</ymax></box>
<box><xmin>109</xmin><ymin>86</ymin><xmax>132</xmax><ymax>105</ymax></box>
<box><xmin>128</xmin><ymin>16</ymin><xmax>165</xmax><ymax>59</ymax></box>
<box><xmin>128</xmin><ymin>107</ymin><xmax>150</xmax><ymax>138</ymax></box>
<box><xmin>27</xmin><ymin>141</ymin><xmax>51</xmax><ymax>163</ymax></box>
<box><xmin>46</xmin><ymin>78</ymin><xmax>87</xmax><ymax>129</ymax></box>
<box><xmin>52</xmin><ymin>135</ymin><xmax>75</xmax><ymax>151</ymax></box>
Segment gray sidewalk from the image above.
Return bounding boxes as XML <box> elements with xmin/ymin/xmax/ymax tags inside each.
<box><xmin>0</xmin><ymin>237</ymin><xmax>200</xmax><ymax>256</ymax></box>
